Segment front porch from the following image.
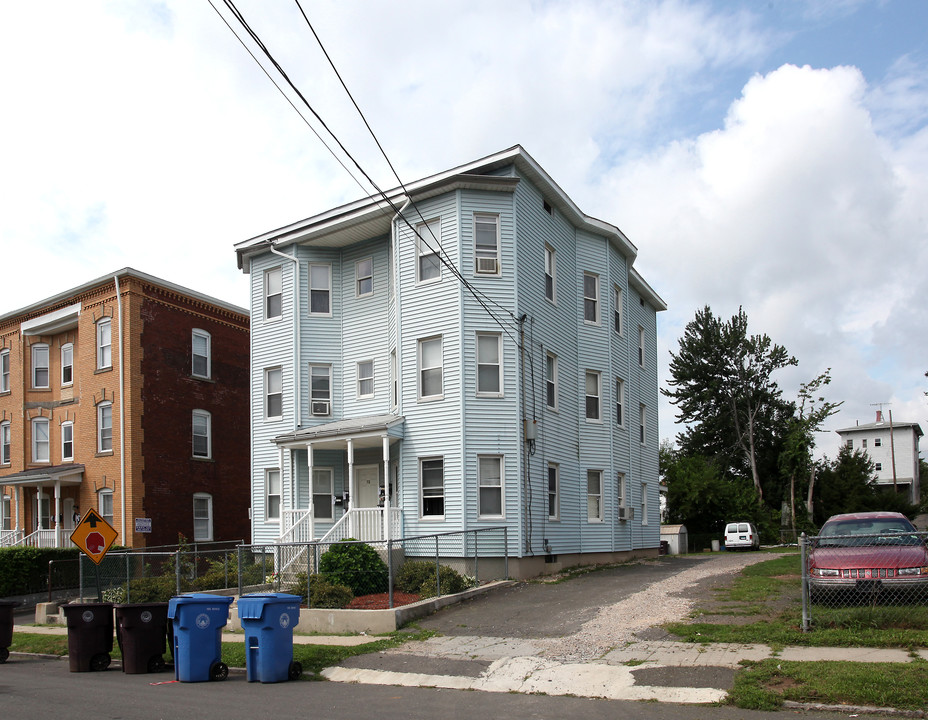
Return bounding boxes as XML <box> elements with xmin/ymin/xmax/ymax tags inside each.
<box><xmin>1</xmin><ymin>464</ymin><xmax>84</xmax><ymax>548</ymax></box>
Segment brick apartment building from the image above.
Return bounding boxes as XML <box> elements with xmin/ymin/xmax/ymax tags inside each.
<box><xmin>0</xmin><ymin>268</ymin><xmax>250</xmax><ymax>548</ymax></box>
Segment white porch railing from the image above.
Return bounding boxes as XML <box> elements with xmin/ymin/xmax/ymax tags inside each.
<box><xmin>18</xmin><ymin>529</ymin><xmax>62</xmax><ymax>548</ymax></box>
<box><xmin>280</xmin><ymin>509</ymin><xmax>314</xmax><ymax>544</ymax></box>
<box><xmin>1</xmin><ymin>529</ymin><xmax>24</xmax><ymax>547</ymax></box>
<box><xmin>318</xmin><ymin>507</ymin><xmax>403</xmax><ymax>544</ymax></box>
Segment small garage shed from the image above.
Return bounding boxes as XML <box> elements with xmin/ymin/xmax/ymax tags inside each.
<box><xmin>660</xmin><ymin>524</ymin><xmax>688</xmax><ymax>555</ymax></box>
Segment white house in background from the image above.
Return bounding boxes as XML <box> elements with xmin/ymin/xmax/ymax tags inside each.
<box><xmin>835</xmin><ymin>411</ymin><xmax>923</xmax><ymax>505</ymax></box>
<box><xmin>233</xmin><ymin>145</ymin><xmax>666</xmax><ymax>578</ymax></box>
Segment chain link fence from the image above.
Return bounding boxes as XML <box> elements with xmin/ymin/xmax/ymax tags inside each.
<box><xmin>800</xmin><ymin>529</ymin><xmax>928</xmax><ymax>631</ymax></box>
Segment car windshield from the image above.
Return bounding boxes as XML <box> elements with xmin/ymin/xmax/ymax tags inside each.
<box><xmin>816</xmin><ymin>518</ymin><xmax>920</xmax><ymax>547</ymax></box>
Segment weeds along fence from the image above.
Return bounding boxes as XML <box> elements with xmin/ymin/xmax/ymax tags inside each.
<box><xmin>245</xmin><ymin>526</ymin><xmax>509</xmax><ymax>609</ymax></box>
<box><xmin>800</xmin><ymin>530</ymin><xmax>928</xmax><ymax>632</ymax></box>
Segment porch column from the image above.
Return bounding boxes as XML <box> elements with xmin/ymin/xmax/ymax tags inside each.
<box><xmin>54</xmin><ymin>480</ymin><xmax>62</xmax><ymax>548</ymax></box>
<box><xmin>381</xmin><ymin>435</ymin><xmax>390</xmax><ymax>541</ymax></box>
<box><xmin>306</xmin><ymin>442</ymin><xmax>315</xmax><ymax>522</ymax></box>
<box><xmin>347</xmin><ymin>439</ymin><xmax>355</xmax><ymax>538</ymax></box>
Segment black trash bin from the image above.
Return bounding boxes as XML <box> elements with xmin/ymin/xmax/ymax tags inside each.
<box><xmin>0</xmin><ymin>600</ymin><xmax>18</xmax><ymax>663</ymax></box>
<box><xmin>62</xmin><ymin>603</ymin><xmax>114</xmax><ymax>672</ymax></box>
<box><xmin>115</xmin><ymin>603</ymin><xmax>169</xmax><ymax>674</ymax></box>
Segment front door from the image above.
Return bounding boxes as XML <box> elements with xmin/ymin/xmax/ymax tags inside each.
<box><xmin>355</xmin><ymin>465</ymin><xmax>381</xmax><ymax>508</ymax></box>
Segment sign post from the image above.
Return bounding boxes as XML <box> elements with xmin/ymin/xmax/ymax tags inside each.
<box><xmin>70</xmin><ymin>509</ymin><xmax>119</xmax><ymax>601</ymax></box>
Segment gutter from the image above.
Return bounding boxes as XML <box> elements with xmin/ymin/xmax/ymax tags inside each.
<box><xmin>114</xmin><ymin>275</ymin><xmax>126</xmax><ymax>542</ymax></box>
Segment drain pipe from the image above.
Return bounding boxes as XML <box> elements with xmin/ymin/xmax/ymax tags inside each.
<box><xmin>114</xmin><ymin>275</ymin><xmax>126</xmax><ymax>543</ymax></box>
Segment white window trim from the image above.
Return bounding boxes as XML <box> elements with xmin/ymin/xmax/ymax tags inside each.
<box><xmin>587</xmin><ymin>469</ymin><xmax>603</xmax><ymax>522</ymax></box>
<box><xmin>264</xmin><ymin>266</ymin><xmax>283</xmax><ymax>321</ymax></box>
<box><xmin>547</xmin><ymin>462</ymin><xmax>559</xmax><ymax>521</ymax></box>
<box><xmin>308</xmin><ymin>263</ymin><xmax>333</xmax><ymax>317</ymax></box>
<box><xmin>420</xmin><ymin>456</ymin><xmax>445</xmax><ymax>519</ymax></box>
<box><xmin>357</xmin><ymin>360</ymin><xmax>374</xmax><ymax>399</ymax></box>
<box><xmin>32</xmin><ymin>417</ymin><xmax>50</xmax><ymax>463</ymax></box>
<box><xmin>356</xmin><ymin>257</ymin><xmax>374</xmax><ymax>297</ymax></box>
<box><xmin>473</xmin><ymin>213</ymin><xmax>500</xmax><ymax>276</ymax></box>
<box><xmin>265</xmin><ymin>367</ymin><xmax>283</xmax><ymax>421</ymax></box>
<box><xmin>310</xmin><ymin>364</ymin><xmax>332</xmax><ymax>416</ymax></box>
<box><xmin>585</xmin><ymin>370</ymin><xmax>602</xmax><ymax>423</ymax></box>
<box><xmin>0</xmin><ymin>349</ymin><xmax>9</xmax><ymax>393</ymax></box>
<box><xmin>617</xmin><ymin>473</ymin><xmax>627</xmax><ymax>520</ymax></box>
<box><xmin>99</xmin><ymin>490</ymin><xmax>114</xmax><ymax>526</ymax></box>
<box><xmin>97</xmin><ymin>401</ymin><xmax>113</xmax><ymax>453</ymax></box>
<box><xmin>1</xmin><ymin>494</ymin><xmax>10</xmax><ymax>531</ymax></box>
<box><xmin>476</xmin><ymin>332</ymin><xmax>503</xmax><ymax>397</ymax></box>
<box><xmin>96</xmin><ymin>319</ymin><xmax>112</xmax><ymax>370</ymax></box>
<box><xmin>583</xmin><ymin>273</ymin><xmax>600</xmax><ymax>325</ymax></box>
<box><xmin>61</xmin><ymin>343</ymin><xmax>74</xmax><ymax>387</ymax></box>
<box><xmin>312</xmin><ymin>467</ymin><xmax>334</xmax><ymax>520</ymax></box>
<box><xmin>1</xmin><ymin>421</ymin><xmax>11</xmax><ymax>465</ymax></box>
<box><xmin>192</xmin><ymin>409</ymin><xmax>211</xmax><ymax>459</ymax></box>
<box><xmin>638</xmin><ymin>326</ymin><xmax>646</xmax><ymax>367</ymax></box>
<box><xmin>545</xmin><ymin>353</ymin><xmax>558</xmax><ymax>411</ymax></box>
<box><xmin>61</xmin><ymin>421</ymin><xmax>74</xmax><ymax>462</ymax></box>
<box><xmin>192</xmin><ymin>329</ymin><xmax>211</xmax><ymax>380</ymax></box>
<box><xmin>265</xmin><ymin>468</ymin><xmax>281</xmax><ymax>522</ymax></box>
<box><xmin>544</xmin><ymin>245</ymin><xmax>556</xmax><ymax>304</ymax></box>
<box><xmin>193</xmin><ymin>492</ymin><xmax>213</xmax><ymax>541</ymax></box>
<box><xmin>32</xmin><ymin>343</ymin><xmax>50</xmax><ymax>389</ymax></box>
<box><xmin>416</xmin><ymin>219</ymin><xmax>442</xmax><ymax>284</ymax></box>
<box><xmin>477</xmin><ymin>454</ymin><xmax>504</xmax><ymax>518</ymax></box>
<box><xmin>640</xmin><ymin>404</ymin><xmax>647</xmax><ymax>445</ymax></box>
<box><xmin>418</xmin><ymin>336</ymin><xmax>443</xmax><ymax>402</ymax></box>
<box><xmin>641</xmin><ymin>482</ymin><xmax>649</xmax><ymax>525</ymax></box>
<box><xmin>613</xmin><ymin>286</ymin><xmax>623</xmax><ymax>336</ymax></box>
<box><xmin>616</xmin><ymin>377</ymin><xmax>625</xmax><ymax>427</ymax></box>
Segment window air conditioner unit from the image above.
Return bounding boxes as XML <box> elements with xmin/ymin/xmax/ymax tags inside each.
<box><xmin>311</xmin><ymin>401</ymin><xmax>330</xmax><ymax>416</ymax></box>
<box><xmin>476</xmin><ymin>257</ymin><xmax>498</xmax><ymax>274</ymax></box>
<box><xmin>618</xmin><ymin>506</ymin><xmax>628</xmax><ymax>521</ymax></box>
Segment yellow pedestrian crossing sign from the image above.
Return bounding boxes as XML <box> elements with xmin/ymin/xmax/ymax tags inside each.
<box><xmin>70</xmin><ymin>509</ymin><xmax>118</xmax><ymax>565</ymax></box>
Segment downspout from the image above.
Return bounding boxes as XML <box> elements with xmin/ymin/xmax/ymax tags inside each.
<box><xmin>114</xmin><ymin>275</ymin><xmax>126</xmax><ymax>543</ymax></box>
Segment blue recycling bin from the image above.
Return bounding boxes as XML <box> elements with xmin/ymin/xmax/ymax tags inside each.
<box><xmin>237</xmin><ymin>593</ymin><xmax>302</xmax><ymax>683</ymax></box>
<box><xmin>167</xmin><ymin>593</ymin><xmax>234</xmax><ymax>682</ymax></box>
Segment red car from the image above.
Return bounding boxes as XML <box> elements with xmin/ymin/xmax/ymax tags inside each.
<box><xmin>808</xmin><ymin>511</ymin><xmax>928</xmax><ymax>601</ymax></box>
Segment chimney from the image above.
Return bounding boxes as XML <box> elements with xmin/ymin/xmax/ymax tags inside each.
<box><xmin>876</xmin><ymin>410</ymin><xmax>883</xmax><ymax>423</ymax></box>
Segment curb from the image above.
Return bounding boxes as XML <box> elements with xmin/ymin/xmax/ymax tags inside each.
<box><xmin>784</xmin><ymin>701</ymin><xmax>928</xmax><ymax>718</ymax></box>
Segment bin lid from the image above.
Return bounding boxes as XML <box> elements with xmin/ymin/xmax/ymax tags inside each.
<box><xmin>167</xmin><ymin>593</ymin><xmax>234</xmax><ymax>618</ymax></box>
<box><xmin>237</xmin><ymin>593</ymin><xmax>301</xmax><ymax>620</ymax></box>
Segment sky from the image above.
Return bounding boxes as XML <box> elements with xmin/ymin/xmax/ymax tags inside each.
<box><xmin>2</xmin><ymin>0</ymin><xmax>927</xmax><ymax>459</ymax></box>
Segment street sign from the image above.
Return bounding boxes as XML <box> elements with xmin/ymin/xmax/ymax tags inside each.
<box><xmin>70</xmin><ymin>508</ymin><xmax>118</xmax><ymax>565</ymax></box>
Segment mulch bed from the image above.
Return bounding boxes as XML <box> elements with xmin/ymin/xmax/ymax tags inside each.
<box><xmin>346</xmin><ymin>592</ymin><xmax>421</xmax><ymax>610</ymax></box>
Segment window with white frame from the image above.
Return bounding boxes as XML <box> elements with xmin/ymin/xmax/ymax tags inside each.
<box><xmin>310</xmin><ymin>365</ymin><xmax>331</xmax><ymax>416</ymax></box>
<box><xmin>546</xmin><ymin>353</ymin><xmax>558</xmax><ymax>410</ymax></box>
<box><xmin>97</xmin><ymin>402</ymin><xmax>113</xmax><ymax>453</ymax></box>
<box><xmin>99</xmin><ymin>490</ymin><xmax>114</xmax><ymax>526</ymax></box>
<box><xmin>638</xmin><ymin>326</ymin><xmax>645</xmax><ymax>366</ymax></box>
<box><xmin>845</xmin><ymin>439</ymin><xmax>853</xmax><ymax>449</ymax></box>
<box><xmin>0</xmin><ymin>349</ymin><xmax>9</xmax><ymax>393</ymax></box>
<box><xmin>476</xmin><ymin>333</ymin><xmax>502</xmax><ymax>396</ymax></box>
<box><xmin>1</xmin><ymin>494</ymin><xmax>10</xmax><ymax>530</ymax></box>
<box><xmin>616</xmin><ymin>378</ymin><xmax>625</xmax><ymax>426</ymax></box>
<box><xmin>265</xmin><ymin>266</ymin><xmax>282</xmax><ymax>320</ymax></box>
<box><xmin>862</xmin><ymin>438</ymin><xmax>867</xmax><ymax>449</ymax></box>
<box><xmin>585</xmin><ymin>371</ymin><xmax>601</xmax><ymax>421</ymax></box>
<box><xmin>309</xmin><ymin>263</ymin><xmax>331</xmax><ymax>315</ymax></box>
<box><xmin>639</xmin><ymin>404</ymin><xmax>647</xmax><ymax>444</ymax></box>
<box><xmin>547</xmin><ymin>463</ymin><xmax>559</xmax><ymax>520</ymax></box>
<box><xmin>192</xmin><ymin>410</ymin><xmax>211</xmax><ymax>459</ymax></box>
<box><xmin>641</xmin><ymin>482</ymin><xmax>648</xmax><ymax>525</ymax></box>
<box><xmin>61</xmin><ymin>343</ymin><xmax>73</xmax><ymax>386</ymax></box>
<box><xmin>418</xmin><ymin>336</ymin><xmax>443</xmax><ymax>400</ymax></box>
<box><xmin>61</xmin><ymin>421</ymin><xmax>74</xmax><ymax>462</ymax></box>
<box><xmin>544</xmin><ymin>245</ymin><xmax>556</xmax><ymax>302</ymax></box>
<box><xmin>583</xmin><ymin>273</ymin><xmax>599</xmax><ymax>324</ymax></box>
<box><xmin>875</xmin><ymin>462</ymin><xmax>883</xmax><ymax>471</ymax></box>
<box><xmin>421</xmin><ymin>457</ymin><xmax>444</xmax><ymax>518</ymax></box>
<box><xmin>32</xmin><ymin>344</ymin><xmax>49</xmax><ymax>389</ymax></box>
<box><xmin>587</xmin><ymin>470</ymin><xmax>603</xmax><ymax>521</ymax></box>
<box><xmin>613</xmin><ymin>286</ymin><xmax>623</xmax><ymax>335</ymax></box>
<box><xmin>356</xmin><ymin>257</ymin><xmax>373</xmax><ymax>297</ymax></box>
<box><xmin>874</xmin><ymin>438</ymin><xmax>882</xmax><ymax>447</ymax></box>
<box><xmin>193</xmin><ymin>492</ymin><xmax>213</xmax><ymax>541</ymax></box>
<box><xmin>478</xmin><ymin>455</ymin><xmax>503</xmax><ymax>517</ymax></box>
<box><xmin>32</xmin><ymin>417</ymin><xmax>50</xmax><ymax>463</ymax></box>
<box><xmin>617</xmin><ymin>473</ymin><xmax>627</xmax><ymax>519</ymax></box>
<box><xmin>36</xmin><ymin>492</ymin><xmax>50</xmax><ymax>529</ymax></box>
<box><xmin>417</xmin><ymin>219</ymin><xmax>441</xmax><ymax>283</ymax></box>
<box><xmin>265</xmin><ymin>468</ymin><xmax>281</xmax><ymax>521</ymax></box>
<box><xmin>474</xmin><ymin>214</ymin><xmax>500</xmax><ymax>275</ymax></box>
<box><xmin>192</xmin><ymin>329</ymin><xmax>211</xmax><ymax>379</ymax></box>
<box><xmin>312</xmin><ymin>468</ymin><xmax>333</xmax><ymax>519</ymax></box>
<box><xmin>265</xmin><ymin>367</ymin><xmax>282</xmax><ymax>419</ymax></box>
<box><xmin>97</xmin><ymin>319</ymin><xmax>112</xmax><ymax>370</ymax></box>
<box><xmin>357</xmin><ymin>360</ymin><xmax>374</xmax><ymax>398</ymax></box>
<box><xmin>1</xmin><ymin>421</ymin><xmax>10</xmax><ymax>465</ymax></box>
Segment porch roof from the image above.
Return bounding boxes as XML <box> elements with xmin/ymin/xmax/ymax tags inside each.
<box><xmin>273</xmin><ymin>414</ymin><xmax>405</xmax><ymax>450</ymax></box>
<box><xmin>1</xmin><ymin>463</ymin><xmax>85</xmax><ymax>487</ymax></box>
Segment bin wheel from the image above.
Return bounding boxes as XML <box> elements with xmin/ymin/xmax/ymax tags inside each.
<box><xmin>90</xmin><ymin>653</ymin><xmax>111</xmax><ymax>672</ymax></box>
<box><xmin>288</xmin><ymin>661</ymin><xmax>303</xmax><ymax>681</ymax></box>
<box><xmin>210</xmin><ymin>661</ymin><xmax>229</xmax><ymax>681</ymax></box>
<box><xmin>148</xmin><ymin>655</ymin><xmax>166</xmax><ymax>673</ymax></box>
<box><xmin>0</xmin><ymin>647</ymin><xmax>9</xmax><ymax>663</ymax></box>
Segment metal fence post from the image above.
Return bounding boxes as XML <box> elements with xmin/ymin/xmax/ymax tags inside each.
<box><xmin>388</xmin><ymin>538</ymin><xmax>394</xmax><ymax>609</ymax></box>
<box><xmin>79</xmin><ymin>554</ymin><xmax>84</xmax><ymax>600</ymax></box>
<box><xmin>473</xmin><ymin>530</ymin><xmax>478</xmax><ymax>584</ymax></box>
<box><xmin>435</xmin><ymin>535</ymin><xmax>441</xmax><ymax>596</ymax></box>
<box><xmin>305</xmin><ymin>542</ymin><xmax>312</xmax><ymax>605</ymax></box>
<box><xmin>175</xmin><ymin>549</ymin><xmax>182</xmax><ymax>596</ymax></box>
<box><xmin>504</xmin><ymin>526</ymin><xmax>509</xmax><ymax>579</ymax></box>
<box><xmin>800</xmin><ymin>533</ymin><xmax>809</xmax><ymax>632</ymax></box>
<box><xmin>237</xmin><ymin>545</ymin><xmax>244</xmax><ymax>598</ymax></box>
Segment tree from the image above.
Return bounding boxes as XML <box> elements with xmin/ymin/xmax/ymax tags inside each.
<box><xmin>663</xmin><ymin>452</ymin><xmax>757</xmax><ymax>535</ymax></box>
<box><xmin>664</xmin><ymin>306</ymin><xmax>797</xmax><ymax>504</ymax></box>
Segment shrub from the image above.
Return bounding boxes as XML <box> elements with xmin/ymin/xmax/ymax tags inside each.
<box><xmin>418</xmin><ymin>565</ymin><xmax>468</xmax><ymax>599</ymax></box>
<box><xmin>290</xmin><ymin>572</ymin><xmax>354</xmax><ymax>609</ymax></box>
<box><xmin>396</xmin><ymin>560</ymin><xmax>438</xmax><ymax>594</ymax></box>
<box><xmin>0</xmin><ymin>547</ymin><xmax>81</xmax><ymax>596</ymax></box>
<box><xmin>318</xmin><ymin>540</ymin><xmax>388</xmax><ymax>595</ymax></box>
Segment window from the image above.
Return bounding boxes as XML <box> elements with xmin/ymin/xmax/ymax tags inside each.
<box><xmin>97</xmin><ymin>402</ymin><xmax>113</xmax><ymax>453</ymax></box>
<box><xmin>32</xmin><ymin>417</ymin><xmax>50</xmax><ymax>463</ymax></box>
<box><xmin>641</xmin><ymin>482</ymin><xmax>649</xmax><ymax>525</ymax></box>
<box><xmin>862</xmin><ymin>439</ymin><xmax>867</xmax><ymax>449</ymax></box>
<box><xmin>418</xmin><ymin>336</ymin><xmax>443</xmax><ymax>400</ymax></box>
<box><xmin>417</xmin><ymin>219</ymin><xmax>441</xmax><ymax>283</ymax></box>
<box><xmin>638</xmin><ymin>326</ymin><xmax>645</xmax><ymax>366</ymax></box>
<box><xmin>547</xmin><ymin>463</ymin><xmax>559</xmax><ymax>520</ymax></box>
<box><xmin>846</xmin><ymin>439</ymin><xmax>853</xmax><ymax>450</ymax></box>
<box><xmin>585</xmin><ymin>371</ymin><xmax>601</xmax><ymax>421</ymax></box>
<box><xmin>192</xmin><ymin>410</ymin><xmax>211</xmax><ymax>459</ymax></box>
<box><xmin>421</xmin><ymin>457</ymin><xmax>444</xmax><ymax>518</ymax></box>
<box><xmin>32</xmin><ymin>344</ymin><xmax>49</xmax><ymax>388</ymax></box>
<box><xmin>545</xmin><ymin>353</ymin><xmax>558</xmax><ymax>410</ymax></box>
<box><xmin>874</xmin><ymin>438</ymin><xmax>882</xmax><ymax>447</ymax></box>
<box><xmin>265</xmin><ymin>368</ymin><xmax>282</xmax><ymax>419</ymax></box>
<box><xmin>583</xmin><ymin>273</ymin><xmax>599</xmax><ymax>323</ymax></box>
<box><xmin>97</xmin><ymin>319</ymin><xmax>112</xmax><ymax>369</ymax></box>
<box><xmin>476</xmin><ymin>333</ymin><xmax>502</xmax><ymax>396</ymax></box>
<box><xmin>310</xmin><ymin>365</ymin><xmax>331</xmax><ymax>415</ymax></box>
<box><xmin>390</xmin><ymin>349</ymin><xmax>398</xmax><ymax>408</ymax></box>
<box><xmin>193</xmin><ymin>493</ymin><xmax>213</xmax><ymax>541</ymax></box>
<box><xmin>265</xmin><ymin>266</ymin><xmax>282</xmax><ymax>320</ymax></box>
<box><xmin>356</xmin><ymin>257</ymin><xmax>373</xmax><ymax>297</ymax></box>
<box><xmin>61</xmin><ymin>344</ymin><xmax>73</xmax><ymax>386</ymax></box>
<box><xmin>309</xmin><ymin>263</ymin><xmax>331</xmax><ymax>315</ymax></box>
<box><xmin>1</xmin><ymin>494</ymin><xmax>10</xmax><ymax>531</ymax></box>
<box><xmin>616</xmin><ymin>378</ymin><xmax>625</xmax><ymax>426</ymax></box>
<box><xmin>265</xmin><ymin>469</ymin><xmax>281</xmax><ymax>521</ymax></box>
<box><xmin>99</xmin><ymin>490</ymin><xmax>114</xmax><ymax>526</ymax></box>
<box><xmin>478</xmin><ymin>455</ymin><xmax>503</xmax><ymax>517</ymax></box>
<box><xmin>613</xmin><ymin>286</ymin><xmax>623</xmax><ymax>335</ymax></box>
<box><xmin>0</xmin><ymin>349</ymin><xmax>9</xmax><ymax>393</ymax></box>
<box><xmin>61</xmin><ymin>421</ymin><xmax>74</xmax><ymax>462</ymax></box>
<box><xmin>875</xmin><ymin>462</ymin><xmax>883</xmax><ymax>471</ymax></box>
<box><xmin>357</xmin><ymin>360</ymin><xmax>374</xmax><ymax>398</ymax></box>
<box><xmin>587</xmin><ymin>470</ymin><xmax>603</xmax><ymax>521</ymax></box>
<box><xmin>312</xmin><ymin>468</ymin><xmax>333</xmax><ymax>519</ymax></box>
<box><xmin>639</xmin><ymin>404</ymin><xmax>647</xmax><ymax>444</ymax></box>
<box><xmin>0</xmin><ymin>421</ymin><xmax>10</xmax><ymax>465</ymax></box>
<box><xmin>192</xmin><ymin>330</ymin><xmax>211</xmax><ymax>379</ymax></box>
<box><xmin>544</xmin><ymin>245</ymin><xmax>556</xmax><ymax>302</ymax></box>
<box><xmin>474</xmin><ymin>214</ymin><xmax>500</xmax><ymax>275</ymax></box>
<box><xmin>617</xmin><ymin>473</ymin><xmax>627</xmax><ymax>519</ymax></box>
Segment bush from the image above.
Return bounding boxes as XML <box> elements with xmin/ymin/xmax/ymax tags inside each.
<box><xmin>396</xmin><ymin>560</ymin><xmax>438</xmax><ymax>594</ymax></box>
<box><xmin>289</xmin><ymin>572</ymin><xmax>354</xmax><ymax>609</ymax></box>
<box><xmin>318</xmin><ymin>540</ymin><xmax>389</xmax><ymax>596</ymax></box>
<box><xmin>417</xmin><ymin>565</ymin><xmax>468</xmax><ymax>599</ymax></box>
<box><xmin>0</xmin><ymin>547</ymin><xmax>81</xmax><ymax>596</ymax></box>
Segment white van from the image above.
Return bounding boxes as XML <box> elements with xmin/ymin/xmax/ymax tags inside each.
<box><xmin>723</xmin><ymin>522</ymin><xmax>760</xmax><ymax>551</ymax></box>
